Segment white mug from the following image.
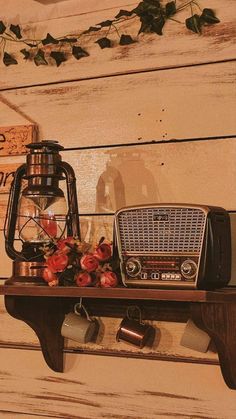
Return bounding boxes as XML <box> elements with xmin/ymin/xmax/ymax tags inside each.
<box><xmin>61</xmin><ymin>303</ymin><xmax>97</xmax><ymax>343</ymax></box>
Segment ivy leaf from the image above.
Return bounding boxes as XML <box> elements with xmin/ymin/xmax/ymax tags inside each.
<box><xmin>115</xmin><ymin>9</ymin><xmax>133</xmax><ymax>19</ymax></box>
<box><xmin>10</xmin><ymin>24</ymin><xmax>22</xmax><ymax>39</ymax></box>
<box><xmin>200</xmin><ymin>8</ymin><xmax>220</xmax><ymax>24</ymax></box>
<box><xmin>60</xmin><ymin>37</ymin><xmax>77</xmax><ymax>43</ymax></box>
<box><xmin>185</xmin><ymin>15</ymin><xmax>202</xmax><ymax>34</ymax></box>
<box><xmin>83</xmin><ymin>26</ymin><xmax>101</xmax><ymax>34</ymax></box>
<box><xmin>50</xmin><ymin>51</ymin><xmax>67</xmax><ymax>66</ymax></box>
<box><xmin>144</xmin><ymin>0</ymin><xmax>161</xmax><ymax>5</ymax></box>
<box><xmin>96</xmin><ymin>20</ymin><xmax>113</xmax><ymax>27</ymax></box>
<box><xmin>0</xmin><ymin>21</ymin><xmax>6</xmax><ymax>34</ymax></box>
<box><xmin>119</xmin><ymin>34</ymin><xmax>135</xmax><ymax>45</ymax></box>
<box><xmin>132</xmin><ymin>0</ymin><xmax>161</xmax><ymax>16</ymax></box>
<box><xmin>20</xmin><ymin>48</ymin><xmax>30</xmax><ymax>60</ymax></box>
<box><xmin>138</xmin><ymin>21</ymin><xmax>152</xmax><ymax>34</ymax></box>
<box><xmin>165</xmin><ymin>1</ymin><xmax>176</xmax><ymax>17</ymax></box>
<box><xmin>3</xmin><ymin>52</ymin><xmax>18</xmax><ymax>66</ymax></box>
<box><xmin>95</xmin><ymin>37</ymin><xmax>112</xmax><ymax>49</ymax></box>
<box><xmin>34</xmin><ymin>49</ymin><xmax>48</xmax><ymax>66</ymax></box>
<box><xmin>151</xmin><ymin>15</ymin><xmax>165</xmax><ymax>35</ymax></box>
<box><xmin>42</xmin><ymin>33</ymin><xmax>59</xmax><ymax>45</ymax></box>
<box><xmin>72</xmin><ymin>46</ymin><xmax>89</xmax><ymax>60</ymax></box>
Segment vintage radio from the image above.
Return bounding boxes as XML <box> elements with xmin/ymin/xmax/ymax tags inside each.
<box><xmin>114</xmin><ymin>204</ymin><xmax>231</xmax><ymax>289</ymax></box>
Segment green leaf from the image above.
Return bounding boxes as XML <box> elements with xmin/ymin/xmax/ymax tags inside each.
<box><xmin>138</xmin><ymin>21</ymin><xmax>152</xmax><ymax>34</ymax></box>
<box><xmin>10</xmin><ymin>24</ymin><xmax>22</xmax><ymax>39</ymax></box>
<box><xmin>50</xmin><ymin>51</ymin><xmax>67</xmax><ymax>66</ymax></box>
<box><xmin>83</xmin><ymin>26</ymin><xmax>101</xmax><ymax>34</ymax></box>
<box><xmin>3</xmin><ymin>52</ymin><xmax>18</xmax><ymax>66</ymax></box>
<box><xmin>119</xmin><ymin>34</ymin><xmax>135</xmax><ymax>45</ymax></box>
<box><xmin>200</xmin><ymin>8</ymin><xmax>220</xmax><ymax>24</ymax></box>
<box><xmin>115</xmin><ymin>9</ymin><xmax>133</xmax><ymax>19</ymax></box>
<box><xmin>165</xmin><ymin>1</ymin><xmax>176</xmax><ymax>17</ymax></box>
<box><xmin>151</xmin><ymin>15</ymin><xmax>165</xmax><ymax>35</ymax></box>
<box><xmin>34</xmin><ymin>49</ymin><xmax>48</xmax><ymax>66</ymax></box>
<box><xmin>60</xmin><ymin>37</ymin><xmax>77</xmax><ymax>43</ymax></box>
<box><xmin>95</xmin><ymin>37</ymin><xmax>112</xmax><ymax>49</ymax></box>
<box><xmin>144</xmin><ymin>0</ymin><xmax>161</xmax><ymax>6</ymax></box>
<box><xmin>96</xmin><ymin>20</ymin><xmax>113</xmax><ymax>27</ymax></box>
<box><xmin>72</xmin><ymin>46</ymin><xmax>89</xmax><ymax>60</ymax></box>
<box><xmin>185</xmin><ymin>14</ymin><xmax>202</xmax><ymax>34</ymax></box>
<box><xmin>20</xmin><ymin>48</ymin><xmax>30</xmax><ymax>60</ymax></box>
<box><xmin>0</xmin><ymin>21</ymin><xmax>6</xmax><ymax>34</ymax></box>
<box><xmin>42</xmin><ymin>33</ymin><xmax>59</xmax><ymax>45</ymax></box>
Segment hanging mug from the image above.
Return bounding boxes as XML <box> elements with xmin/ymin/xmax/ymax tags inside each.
<box><xmin>116</xmin><ymin>306</ymin><xmax>155</xmax><ymax>348</ymax></box>
<box><xmin>61</xmin><ymin>302</ymin><xmax>98</xmax><ymax>343</ymax></box>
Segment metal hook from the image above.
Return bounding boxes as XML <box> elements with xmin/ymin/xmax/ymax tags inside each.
<box><xmin>74</xmin><ymin>299</ymin><xmax>92</xmax><ymax>322</ymax></box>
<box><xmin>126</xmin><ymin>306</ymin><xmax>142</xmax><ymax>324</ymax></box>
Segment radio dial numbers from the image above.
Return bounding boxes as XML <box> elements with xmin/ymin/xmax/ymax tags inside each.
<box><xmin>125</xmin><ymin>258</ymin><xmax>141</xmax><ymax>277</ymax></box>
<box><xmin>181</xmin><ymin>259</ymin><xmax>197</xmax><ymax>279</ymax></box>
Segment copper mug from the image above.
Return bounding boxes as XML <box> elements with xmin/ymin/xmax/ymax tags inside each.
<box><xmin>116</xmin><ymin>306</ymin><xmax>155</xmax><ymax>348</ymax></box>
<box><xmin>61</xmin><ymin>302</ymin><xmax>98</xmax><ymax>344</ymax></box>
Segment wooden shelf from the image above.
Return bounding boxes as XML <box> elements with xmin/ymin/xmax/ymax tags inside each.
<box><xmin>1</xmin><ymin>283</ymin><xmax>236</xmax><ymax>390</ymax></box>
<box><xmin>0</xmin><ymin>284</ymin><xmax>236</xmax><ymax>302</ymax></box>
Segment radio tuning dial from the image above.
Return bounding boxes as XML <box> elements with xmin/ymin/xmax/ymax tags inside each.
<box><xmin>125</xmin><ymin>258</ymin><xmax>141</xmax><ymax>277</ymax></box>
<box><xmin>181</xmin><ymin>259</ymin><xmax>197</xmax><ymax>279</ymax></box>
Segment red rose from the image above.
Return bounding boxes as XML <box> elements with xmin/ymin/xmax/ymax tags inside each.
<box><xmin>47</xmin><ymin>252</ymin><xmax>69</xmax><ymax>273</ymax></box>
<box><xmin>75</xmin><ymin>271</ymin><xmax>92</xmax><ymax>287</ymax></box>
<box><xmin>57</xmin><ymin>237</ymin><xmax>75</xmax><ymax>253</ymax></box>
<box><xmin>80</xmin><ymin>254</ymin><xmax>99</xmax><ymax>272</ymax></box>
<box><xmin>93</xmin><ymin>243</ymin><xmax>112</xmax><ymax>262</ymax></box>
<box><xmin>100</xmin><ymin>271</ymin><xmax>118</xmax><ymax>288</ymax></box>
<box><xmin>43</xmin><ymin>268</ymin><xmax>58</xmax><ymax>283</ymax></box>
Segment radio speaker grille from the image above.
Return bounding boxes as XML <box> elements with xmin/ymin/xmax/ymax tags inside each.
<box><xmin>117</xmin><ymin>207</ymin><xmax>206</xmax><ymax>253</ymax></box>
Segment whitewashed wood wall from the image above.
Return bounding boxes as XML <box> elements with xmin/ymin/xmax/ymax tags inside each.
<box><xmin>0</xmin><ymin>1</ymin><xmax>236</xmax><ymax>417</ymax></box>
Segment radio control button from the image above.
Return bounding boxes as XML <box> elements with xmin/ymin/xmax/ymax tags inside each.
<box><xmin>151</xmin><ymin>273</ymin><xmax>159</xmax><ymax>280</ymax></box>
<box><xmin>181</xmin><ymin>259</ymin><xmax>197</xmax><ymax>279</ymax></box>
<box><xmin>125</xmin><ymin>258</ymin><xmax>141</xmax><ymax>277</ymax></box>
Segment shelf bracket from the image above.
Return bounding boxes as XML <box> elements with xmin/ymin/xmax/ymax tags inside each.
<box><xmin>4</xmin><ymin>295</ymin><xmax>70</xmax><ymax>372</ymax></box>
<box><xmin>191</xmin><ymin>302</ymin><xmax>236</xmax><ymax>389</ymax></box>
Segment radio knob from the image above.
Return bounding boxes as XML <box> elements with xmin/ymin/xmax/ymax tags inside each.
<box><xmin>125</xmin><ymin>258</ymin><xmax>141</xmax><ymax>277</ymax></box>
<box><xmin>181</xmin><ymin>260</ymin><xmax>197</xmax><ymax>279</ymax></box>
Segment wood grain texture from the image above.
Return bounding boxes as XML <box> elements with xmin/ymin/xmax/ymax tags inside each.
<box><xmin>0</xmin><ymin>349</ymin><xmax>236</xmax><ymax>418</ymax></box>
<box><xmin>1</xmin><ymin>62</ymin><xmax>235</xmax><ymax>146</ymax></box>
<box><xmin>0</xmin><ymin>1</ymin><xmax>235</xmax><ymax>89</ymax></box>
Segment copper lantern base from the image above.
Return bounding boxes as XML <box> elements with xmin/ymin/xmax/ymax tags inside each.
<box><xmin>5</xmin><ymin>260</ymin><xmax>47</xmax><ymax>286</ymax></box>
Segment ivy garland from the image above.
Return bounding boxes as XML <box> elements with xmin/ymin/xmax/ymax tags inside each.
<box><xmin>0</xmin><ymin>0</ymin><xmax>220</xmax><ymax>67</ymax></box>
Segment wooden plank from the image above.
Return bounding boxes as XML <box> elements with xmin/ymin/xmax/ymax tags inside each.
<box><xmin>0</xmin><ymin>1</ymin><xmax>235</xmax><ymax>89</ymax></box>
<box><xmin>1</xmin><ymin>62</ymin><xmax>235</xmax><ymax>147</ymax></box>
<box><xmin>0</xmin><ymin>349</ymin><xmax>235</xmax><ymax>418</ymax></box>
<box><xmin>0</xmin><ymin>125</ymin><xmax>37</xmax><ymax>156</ymax></box>
<box><xmin>1</xmin><ymin>0</ymin><xmax>134</xmax><ymax>24</ymax></box>
<box><xmin>0</xmin><ymin>138</ymin><xmax>235</xmax><ymax>221</ymax></box>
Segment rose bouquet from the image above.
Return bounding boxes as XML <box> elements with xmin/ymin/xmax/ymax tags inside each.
<box><xmin>41</xmin><ymin>237</ymin><xmax>119</xmax><ymax>288</ymax></box>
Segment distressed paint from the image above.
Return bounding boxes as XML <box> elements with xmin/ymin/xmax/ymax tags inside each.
<box><xmin>0</xmin><ymin>349</ymin><xmax>236</xmax><ymax>418</ymax></box>
<box><xmin>1</xmin><ymin>62</ymin><xmax>235</xmax><ymax>147</ymax></box>
<box><xmin>0</xmin><ymin>1</ymin><xmax>235</xmax><ymax>89</ymax></box>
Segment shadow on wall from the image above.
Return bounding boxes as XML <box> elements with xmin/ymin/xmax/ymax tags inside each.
<box><xmin>95</xmin><ymin>147</ymin><xmax>160</xmax><ymax>213</ymax></box>
<box><xmin>80</xmin><ymin>147</ymin><xmax>160</xmax><ymax>244</ymax></box>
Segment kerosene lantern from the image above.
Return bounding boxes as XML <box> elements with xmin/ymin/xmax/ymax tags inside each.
<box><xmin>4</xmin><ymin>140</ymin><xmax>80</xmax><ymax>285</ymax></box>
